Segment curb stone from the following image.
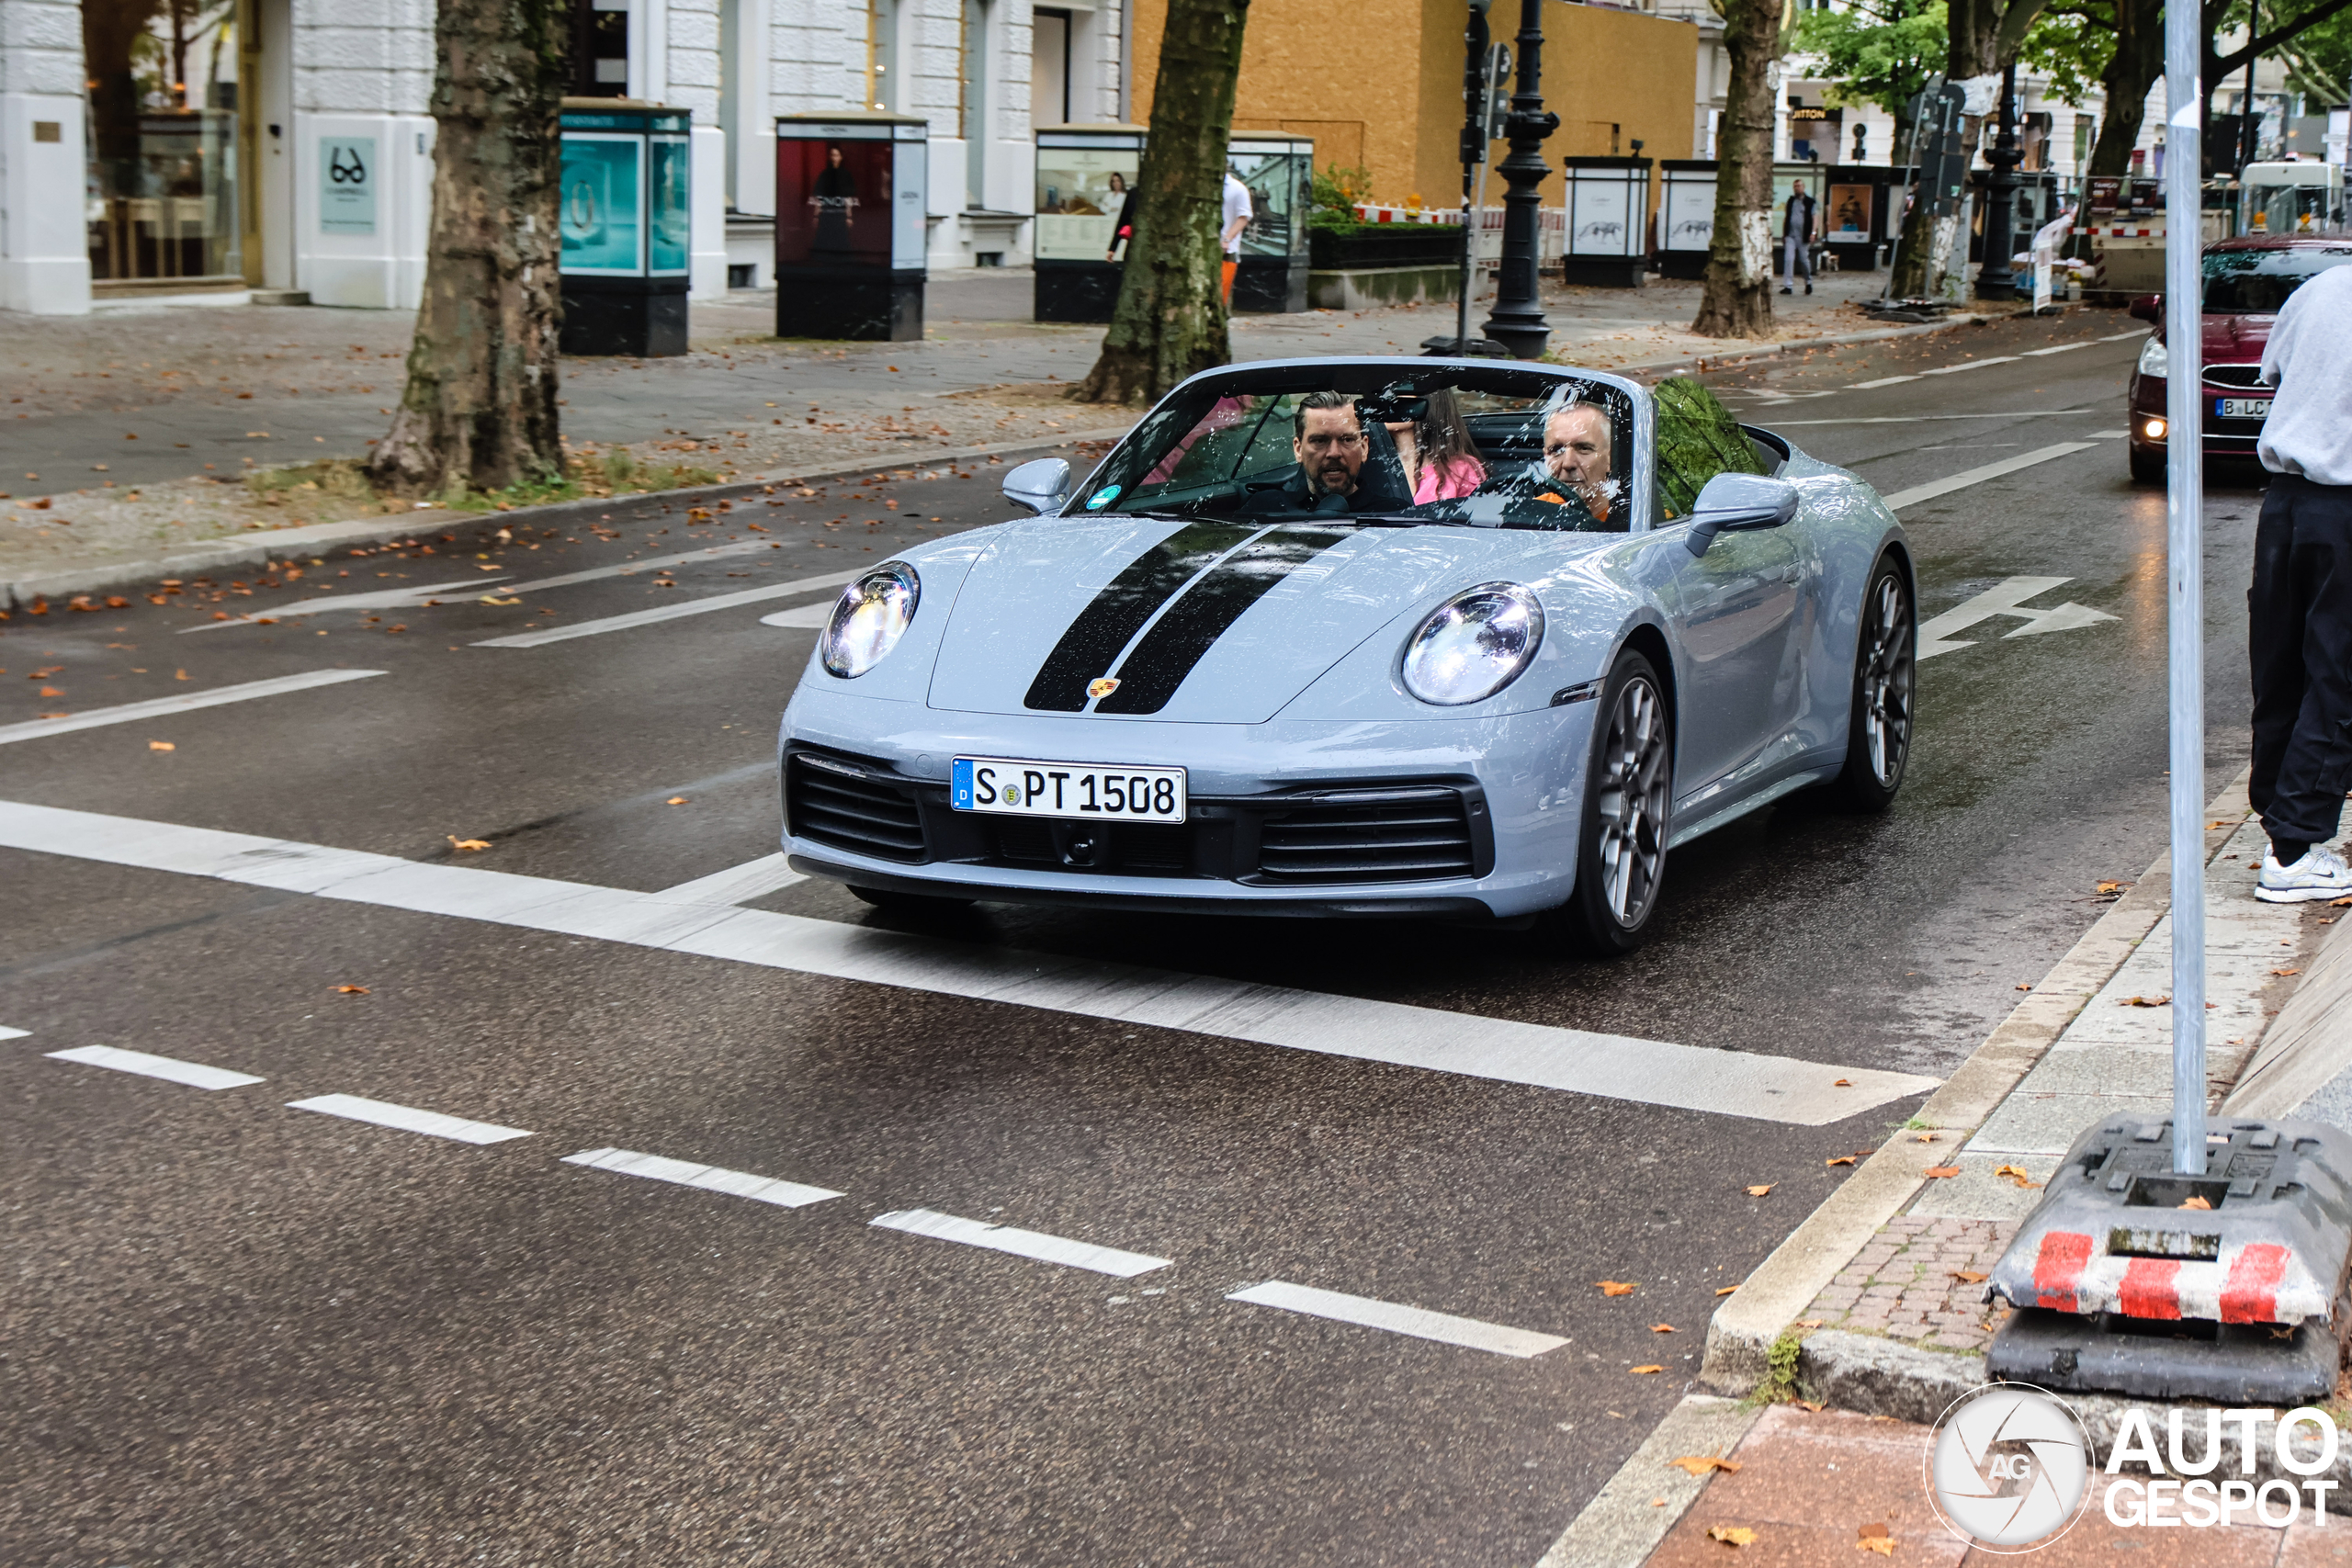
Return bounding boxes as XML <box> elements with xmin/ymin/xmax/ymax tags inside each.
<box><xmin>1697</xmin><ymin>766</ymin><xmax>2254</xmax><ymax>1398</ymax></box>
<box><xmin>0</xmin><ymin>427</ymin><xmax>1135</xmax><ymax>614</ymax></box>
<box><xmin>1532</xmin><ymin>1394</ymin><xmax>1765</xmax><ymax>1568</ymax></box>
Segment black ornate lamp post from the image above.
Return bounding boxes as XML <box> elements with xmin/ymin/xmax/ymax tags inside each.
<box><xmin>1975</xmin><ymin>61</ymin><xmax>2023</xmax><ymax>300</ymax></box>
<box><xmin>1480</xmin><ymin>0</ymin><xmax>1559</xmax><ymax>358</ymax></box>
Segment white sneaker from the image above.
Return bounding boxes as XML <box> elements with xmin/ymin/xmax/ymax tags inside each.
<box><xmin>2256</xmin><ymin>842</ymin><xmax>2352</xmax><ymax>902</ymax></box>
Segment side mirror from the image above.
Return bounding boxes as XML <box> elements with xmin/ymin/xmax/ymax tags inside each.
<box><xmin>1683</xmin><ymin>473</ymin><xmax>1801</xmax><ymax>557</ymax></box>
<box><xmin>2128</xmin><ymin>294</ymin><xmax>2161</xmax><ymax>322</ymax></box>
<box><xmin>1002</xmin><ymin>457</ymin><xmax>1073</xmax><ymax>515</ymax></box>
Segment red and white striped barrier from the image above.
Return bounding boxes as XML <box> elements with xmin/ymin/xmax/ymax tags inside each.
<box><xmin>2027</xmin><ymin>1229</ymin><xmax>2328</xmax><ymax>1325</ymax></box>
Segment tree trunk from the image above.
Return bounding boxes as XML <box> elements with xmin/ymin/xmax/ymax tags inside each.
<box><xmin>2090</xmin><ymin>0</ymin><xmax>2163</xmax><ymax>175</ymax></box>
<box><xmin>368</xmin><ymin>0</ymin><xmax>570</xmax><ymax>498</ymax></box>
<box><xmin>1691</xmin><ymin>0</ymin><xmax>1779</xmax><ymax>339</ymax></box>
<box><xmin>1075</xmin><ymin>0</ymin><xmax>1248</xmax><ymax>406</ymax></box>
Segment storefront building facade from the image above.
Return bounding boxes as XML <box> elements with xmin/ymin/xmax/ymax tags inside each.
<box><xmin>0</xmin><ymin>0</ymin><xmax>1127</xmax><ymax>314</ymax></box>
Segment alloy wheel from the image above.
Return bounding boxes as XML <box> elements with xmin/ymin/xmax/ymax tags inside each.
<box><xmin>1594</xmin><ymin>675</ymin><xmax>1668</xmax><ymax>926</ymax></box>
<box><xmin>1859</xmin><ymin>572</ymin><xmax>1915</xmax><ymax>787</ymax></box>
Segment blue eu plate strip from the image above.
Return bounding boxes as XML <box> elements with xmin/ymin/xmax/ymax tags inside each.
<box><xmin>950</xmin><ymin>758</ymin><xmax>974</xmax><ymax>811</ymax></box>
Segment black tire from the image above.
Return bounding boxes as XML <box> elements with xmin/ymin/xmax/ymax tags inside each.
<box><xmin>2129</xmin><ymin>444</ymin><xmax>2165</xmax><ymax>484</ymax></box>
<box><xmin>1827</xmin><ymin>556</ymin><xmax>1916</xmax><ymax>812</ymax></box>
<box><xmin>1565</xmin><ymin>650</ymin><xmax>1673</xmax><ymax>957</ymax></box>
<box><xmin>850</xmin><ymin>886</ymin><xmax>977</xmax><ymax>914</ymax></box>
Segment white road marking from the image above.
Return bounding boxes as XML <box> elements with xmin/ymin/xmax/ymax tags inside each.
<box><xmin>2098</xmin><ymin>330</ymin><xmax>2149</xmax><ymax>342</ymax></box>
<box><xmin>1764</xmin><ymin>411</ymin><xmax>2091</xmax><ymax>426</ymax></box>
<box><xmin>1917</xmin><ymin>355</ymin><xmax>2023</xmax><ymax>376</ymax></box>
<box><xmin>47</xmin><ymin>1044</ymin><xmax>264</xmax><ymax>1090</ymax></box>
<box><xmin>759</xmin><ymin>601</ymin><xmax>838</xmax><ymax>629</ymax></box>
<box><xmin>2020</xmin><ymin>342</ymin><xmax>2092</xmax><ymax>356</ymax></box>
<box><xmin>1880</xmin><ymin>442</ymin><xmax>2100</xmax><ymax>512</ymax></box>
<box><xmin>186</xmin><ymin>578</ymin><xmax>507</xmax><ymax>631</ymax></box>
<box><xmin>287</xmin><ymin>1092</ymin><xmax>532</xmax><ymax>1145</ymax></box>
<box><xmin>1845</xmin><ymin>375</ymin><xmax>1919</xmax><ymax>389</ymax></box>
<box><xmin>563</xmin><ymin>1145</ymin><xmax>842</xmax><ymax>1207</ymax></box>
<box><xmin>475</xmin><ymin>570</ymin><xmax>860</xmax><ymax>648</ymax></box>
<box><xmin>0</xmin><ymin>669</ymin><xmax>388</xmax><ymax>747</ymax></box>
<box><xmin>1917</xmin><ymin>575</ymin><xmax>2119</xmax><ymax>660</ymax></box>
<box><xmin>0</xmin><ymin>802</ymin><xmax>1941</xmax><ymax>1124</ymax></box>
<box><xmin>1227</xmin><ymin>1280</ymin><xmax>1567</xmax><ymax>1359</ymax></box>
<box><xmin>0</xmin><ymin>1025</ymin><xmax>30</xmax><ymax>1040</ymax></box>
<box><xmin>653</xmin><ymin>852</ymin><xmax>807</xmax><ymax>905</ymax></box>
<box><xmin>870</xmin><ymin>1207</ymin><xmax>1170</xmax><ymax>1277</ymax></box>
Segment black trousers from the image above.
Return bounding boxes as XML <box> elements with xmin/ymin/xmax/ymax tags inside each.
<box><xmin>2249</xmin><ymin>473</ymin><xmax>2352</xmax><ymax>843</ymax></box>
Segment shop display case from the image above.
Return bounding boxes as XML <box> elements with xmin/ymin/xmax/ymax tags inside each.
<box><xmin>1034</xmin><ymin>124</ymin><xmax>1145</xmax><ymax>322</ymax></box>
<box><xmin>1657</xmin><ymin>161</ymin><xmax>1715</xmax><ymax>279</ymax></box>
<box><xmin>1229</xmin><ymin>133</ymin><xmax>1311</xmax><ymax>313</ymax></box>
<box><xmin>1560</xmin><ymin>157</ymin><xmax>1652</xmax><ymax>288</ymax></box>
<box><xmin>775</xmin><ymin>112</ymin><xmax>928</xmax><ymax>341</ymax></box>
<box><xmin>559</xmin><ymin>99</ymin><xmax>691</xmax><ymax>356</ymax></box>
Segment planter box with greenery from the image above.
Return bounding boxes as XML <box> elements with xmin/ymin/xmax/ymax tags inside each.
<box><xmin>1306</xmin><ymin>220</ymin><xmax>1465</xmax><ymax>271</ymax></box>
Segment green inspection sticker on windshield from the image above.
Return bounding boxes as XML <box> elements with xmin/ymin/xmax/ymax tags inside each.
<box><xmin>1087</xmin><ymin>485</ymin><xmax>1121</xmax><ymax>510</ymax></box>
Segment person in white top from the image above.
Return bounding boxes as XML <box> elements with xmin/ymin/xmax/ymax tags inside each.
<box><xmin>2248</xmin><ymin>261</ymin><xmax>2352</xmax><ymax>900</ymax></box>
<box><xmin>1220</xmin><ymin>171</ymin><xmax>1253</xmax><ymax>304</ymax></box>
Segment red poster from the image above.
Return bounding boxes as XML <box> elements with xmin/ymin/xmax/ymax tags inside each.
<box><xmin>776</xmin><ymin>139</ymin><xmax>894</xmax><ymax>266</ymax></box>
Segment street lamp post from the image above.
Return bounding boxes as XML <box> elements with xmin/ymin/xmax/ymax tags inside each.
<box><xmin>1480</xmin><ymin>0</ymin><xmax>1558</xmax><ymax>358</ymax></box>
<box><xmin>1975</xmin><ymin>62</ymin><xmax>2023</xmax><ymax>300</ymax></box>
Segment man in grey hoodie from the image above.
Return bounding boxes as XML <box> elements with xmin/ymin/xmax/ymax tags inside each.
<box><xmin>2248</xmin><ymin>260</ymin><xmax>2352</xmax><ymax>901</ymax></box>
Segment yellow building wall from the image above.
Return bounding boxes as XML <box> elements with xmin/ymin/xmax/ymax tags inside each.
<box><xmin>1129</xmin><ymin>0</ymin><xmax>1698</xmax><ymax>212</ymax></box>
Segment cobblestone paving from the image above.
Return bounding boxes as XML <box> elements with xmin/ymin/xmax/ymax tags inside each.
<box><xmin>1803</xmin><ymin>1215</ymin><xmax>2019</xmax><ymax>1353</ymax></box>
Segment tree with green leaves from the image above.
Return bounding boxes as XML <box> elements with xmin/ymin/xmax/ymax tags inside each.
<box><xmin>1882</xmin><ymin>0</ymin><xmax>2054</xmax><ymax>295</ymax></box>
<box><xmin>369</xmin><ymin>0</ymin><xmax>570</xmax><ymax>499</ymax></box>
<box><xmin>1795</xmin><ymin>0</ymin><xmax>1950</xmax><ymax>155</ymax></box>
<box><xmin>1692</xmin><ymin>0</ymin><xmax>1793</xmax><ymax>338</ymax></box>
<box><xmin>1076</xmin><ymin>0</ymin><xmax>1250</xmax><ymax>406</ymax></box>
<box><xmin>2204</xmin><ymin>0</ymin><xmax>2352</xmax><ymax>124</ymax></box>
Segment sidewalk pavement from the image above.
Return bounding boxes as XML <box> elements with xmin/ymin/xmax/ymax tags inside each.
<box><xmin>1537</xmin><ymin>773</ymin><xmax>2352</xmax><ymax>1565</ymax></box>
<box><xmin>3</xmin><ymin>266</ymin><xmax>2005</xmax><ymax>603</ymax></box>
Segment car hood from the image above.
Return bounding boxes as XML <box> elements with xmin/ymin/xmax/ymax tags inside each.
<box><xmin>925</xmin><ymin>516</ymin><xmax>1593</xmax><ymax>723</ymax></box>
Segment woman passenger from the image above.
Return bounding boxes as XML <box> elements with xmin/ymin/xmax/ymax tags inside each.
<box><xmin>1388</xmin><ymin>388</ymin><xmax>1487</xmax><ymax>504</ymax></box>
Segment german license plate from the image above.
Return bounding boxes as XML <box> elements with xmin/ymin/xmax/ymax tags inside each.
<box><xmin>951</xmin><ymin>757</ymin><xmax>1187</xmax><ymax>822</ymax></box>
<box><xmin>2216</xmin><ymin>395</ymin><xmax>2271</xmax><ymax>420</ymax></box>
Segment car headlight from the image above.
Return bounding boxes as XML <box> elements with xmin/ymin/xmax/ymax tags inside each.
<box><xmin>2136</xmin><ymin>335</ymin><xmax>2168</xmax><ymax>378</ymax></box>
<box><xmin>1400</xmin><ymin>582</ymin><xmax>1544</xmax><ymax>705</ymax></box>
<box><xmin>820</xmin><ymin>561</ymin><xmax>920</xmax><ymax>678</ymax></box>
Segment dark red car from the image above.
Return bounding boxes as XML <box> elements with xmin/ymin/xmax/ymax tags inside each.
<box><xmin>2125</xmin><ymin>235</ymin><xmax>2352</xmax><ymax>482</ymax></box>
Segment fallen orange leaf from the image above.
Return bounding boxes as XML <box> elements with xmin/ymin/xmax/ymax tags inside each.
<box><xmin>1833</xmin><ymin>1077</ymin><xmax>1851</xmax><ymax>1087</ymax></box>
<box><xmin>1826</xmin><ymin>1156</ymin><xmax>1857</xmax><ymax>1167</ymax></box>
<box><xmin>1746</xmin><ymin>1183</ymin><xmax>1774</xmax><ymax>1197</ymax></box>
<box><xmin>1651</xmin><ymin>1323</ymin><xmax>1677</xmax><ymax>1333</ymax></box>
<box><xmin>1630</xmin><ymin>1364</ymin><xmax>1664</xmax><ymax>1375</ymax></box>
<box><xmin>447</xmin><ymin>836</ymin><xmax>492</xmax><ymax>852</ymax></box>
<box><xmin>334</xmin><ymin>985</ymin><xmax>370</xmax><ymax>995</ymax></box>
<box><xmin>2274</xmin><ymin>968</ymin><xmax>2301</xmax><ymax>977</ymax></box>
<box><xmin>1793</xmin><ymin>1398</ymin><xmax>1825</xmax><ymax>1412</ymax></box>
<box><xmin>148</xmin><ymin>740</ymin><xmax>174</xmax><ymax>751</ymax></box>
<box><xmin>1668</xmin><ymin>1454</ymin><xmax>1740</xmax><ymax>1476</ymax></box>
<box><xmin>1950</xmin><ymin>1269</ymin><xmax>1988</xmax><ymax>1283</ymax></box>
<box><xmin>1715</xmin><ymin>1285</ymin><xmax>1738</xmax><ymax>1296</ymax></box>
<box><xmin>1994</xmin><ymin>1164</ymin><xmax>2040</xmax><ymax>1188</ymax></box>
<box><xmin>1596</xmin><ymin>1280</ymin><xmax>1637</xmax><ymax>1296</ymax></box>
<box><xmin>666</xmin><ymin>795</ymin><xmax>689</xmax><ymax>806</ymax></box>
<box><xmin>1706</xmin><ymin>1526</ymin><xmax>1756</xmax><ymax>1547</ymax></box>
<box><xmin>2179</xmin><ymin>1194</ymin><xmax>2213</xmax><ymax>1211</ymax></box>
<box><xmin>1924</xmin><ymin>1166</ymin><xmax>1961</xmax><ymax>1179</ymax></box>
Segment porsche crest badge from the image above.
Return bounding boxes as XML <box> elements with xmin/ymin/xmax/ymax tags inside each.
<box><xmin>1087</xmin><ymin>676</ymin><xmax>1121</xmax><ymax>701</ymax></box>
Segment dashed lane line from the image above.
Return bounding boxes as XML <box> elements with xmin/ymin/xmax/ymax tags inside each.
<box><xmin>653</xmin><ymin>852</ymin><xmax>808</xmax><ymax>906</ymax></box>
<box><xmin>181</xmin><ymin>579</ymin><xmax>508</xmax><ymax>632</ymax></box>
<box><xmin>288</xmin><ymin>1092</ymin><xmax>532</xmax><ymax>1145</ymax></box>
<box><xmin>563</xmin><ymin>1146</ymin><xmax>842</xmax><ymax>1208</ymax></box>
<box><xmin>1227</xmin><ymin>1280</ymin><xmax>1567</xmax><ymax>1359</ymax></box>
<box><xmin>474</xmin><ymin>570</ymin><xmax>859</xmax><ymax>648</ymax></box>
<box><xmin>1762</xmin><ymin>411</ymin><xmax>2093</xmax><ymax>426</ymax></box>
<box><xmin>0</xmin><ymin>669</ymin><xmax>387</xmax><ymax>747</ymax></box>
<box><xmin>1916</xmin><ymin>355</ymin><xmax>2023</xmax><ymax>377</ymax></box>
<box><xmin>1879</xmin><ymin>442</ymin><xmax>2101</xmax><ymax>512</ymax></box>
<box><xmin>871</xmin><ymin>1207</ymin><xmax>1172</xmax><ymax>1277</ymax></box>
<box><xmin>47</xmin><ymin>1044</ymin><xmax>265</xmax><ymax>1090</ymax></box>
<box><xmin>0</xmin><ymin>1025</ymin><xmax>30</xmax><ymax>1041</ymax></box>
<box><xmin>0</xmin><ymin>801</ymin><xmax>1940</xmax><ymax>1124</ymax></box>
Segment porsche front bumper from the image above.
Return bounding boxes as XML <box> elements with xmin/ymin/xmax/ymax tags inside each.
<box><xmin>777</xmin><ymin>687</ymin><xmax>1600</xmax><ymax>919</ymax></box>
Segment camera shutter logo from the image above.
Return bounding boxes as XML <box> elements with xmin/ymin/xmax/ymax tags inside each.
<box><xmin>1925</xmin><ymin>1383</ymin><xmax>2094</xmax><ymax>1552</ymax></box>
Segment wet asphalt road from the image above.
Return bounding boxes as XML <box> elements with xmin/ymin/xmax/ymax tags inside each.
<box><xmin>0</xmin><ymin>312</ymin><xmax>2267</xmax><ymax>1567</ymax></box>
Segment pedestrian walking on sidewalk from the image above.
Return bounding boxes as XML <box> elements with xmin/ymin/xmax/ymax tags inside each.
<box><xmin>2249</xmin><ymin>263</ymin><xmax>2352</xmax><ymax>901</ymax></box>
<box><xmin>1780</xmin><ymin>181</ymin><xmax>1815</xmax><ymax>297</ymax></box>
<box><xmin>1221</xmin><ymin>170</ymin><xmax>1254</xmax><ymax>305</ymax></box>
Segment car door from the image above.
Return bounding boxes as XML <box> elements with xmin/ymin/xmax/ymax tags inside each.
<box><xmin>1663</xmin><ymin>518</ymin><xmax>1807</xmax><ymax>801</ymax></box>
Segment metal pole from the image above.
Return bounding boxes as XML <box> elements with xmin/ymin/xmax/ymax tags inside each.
<box><xmin>1455</xmin><ymin>2</ymin><xmax>1491</xmax><ymax>353</ymax></box>
<box><xmin>1480</xmin><ymin>0</ymin><xmax>1558</xmax><ymax>358</ymax></box>
<box><xmin>2165</xmin><ymin>0</ymin><xmax>2208</xmax><ymax>1177</ymax></box>
<box><xmin>1977</xmin><ymin>62</ymin><xmax>2023</xmax><ymax>299</ymax></box>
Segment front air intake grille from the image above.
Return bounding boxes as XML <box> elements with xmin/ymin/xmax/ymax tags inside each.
<box><xmin>989</xmin><ymin>818</ymin><xmax>1193</xmax><ymax>874</ymax></box>
<box><xmin>786</xmin><ymin>750</ymin><xmax>927</xmax><ymax>863</ymax></box>
<box><xmin>2205</xmin><ymin>364</ymin><xmax>2267</xmax><ymax>389</ymax></box>
<box><xmin>1253</xmin><ymin>788</ymin><xmax>1476</xmax><ymax>885</ymax></box>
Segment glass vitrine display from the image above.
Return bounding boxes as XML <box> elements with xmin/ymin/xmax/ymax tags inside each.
<box><xmin>559</xmin><ymin>100</ymin><xmax>692</xmax><ymax>355</ymax></box>
<box><xmin>1034</xmin><ymin>125</ymin><xmax>1144</xmax><ymax>322</ymax></box>
<box><xmin>775</xmin><ymin>112</ymin><xmax>928</xmax><ymax>341</ymax></box>
<box><xmin>1228</xmin><ymin>133</ymin><xmax>1311</xmax><ymax>313</ymax></box>
<box><xmin>1561</xmin><ymin>157</ymin><xmax>1652</xmax><ymax>288</ymax></box>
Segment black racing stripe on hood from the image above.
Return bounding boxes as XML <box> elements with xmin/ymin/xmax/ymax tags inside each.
<box><xmin>1022</xmin><ymin>521</ymin><xmax>1259</xmax><ymax>711</ymax></box>
<box><xmin>1093</xmin><ymin>528</ymin><xmax>1351</xmax><ymax>715</ymax></box>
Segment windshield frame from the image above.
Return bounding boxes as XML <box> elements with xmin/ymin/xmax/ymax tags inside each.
<box><xmin>1063</xmin><ymin>356</ymin><xmax>1660</xmax><ymax>535</ymax></box>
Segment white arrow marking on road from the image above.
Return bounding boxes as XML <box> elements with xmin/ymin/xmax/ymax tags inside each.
<box><xmin>0</xmin><ymin>801</ymin><xmax>1942</xmax><ymax>1125</ymax></box>
<box><xmin>0</xmin><ymin>669</ymin><xmax>387</xmax><ymax>746</ymax></box>
<box><xmin>0</xmin><ymin>1025</ymin><xmax>31</xmax><ymax>1041</ymax></box>
<box><xmin>1917</xmin><ymin>576</ymin><xmax>2119</xmax><ymax>660</ymax></box>
<box><xmin>1879</xmin><ymin>442</ymin><xmax>2100</xmax><ymax>512</ymax></box>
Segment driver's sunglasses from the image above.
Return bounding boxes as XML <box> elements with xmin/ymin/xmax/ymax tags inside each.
<box><xmin>1302</xmin><ymin>432</ymin><xmax>1365</xmax><ymax>451</ymax></box>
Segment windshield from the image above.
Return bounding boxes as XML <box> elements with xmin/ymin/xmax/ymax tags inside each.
<box><xmin>2203</xmin><ymin>247</ymin><xmax>2352</xmax><ymax>312</ymax></box>
<box><xmin>1075</xmin><ymin>366</ymin><xmax>1636</xmax><ymax>532</ymax></box>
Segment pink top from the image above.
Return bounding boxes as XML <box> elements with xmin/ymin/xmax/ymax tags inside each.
<box><xmin>1413</xmin><ymin>455</ymin><xmax>1486</xmax><ymax>505</ymax></box>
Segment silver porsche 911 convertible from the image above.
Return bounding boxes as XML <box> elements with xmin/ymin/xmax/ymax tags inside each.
<box><xmin>776</xmin><ymin>357</ymin><xmax>1915</xmax><ymax>953</ymax></box>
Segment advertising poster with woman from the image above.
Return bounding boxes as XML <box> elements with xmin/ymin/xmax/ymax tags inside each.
<box><xmin>778</xmin><ymin>141</ymin><xmax>894</xmax><ymax>267</ymax></box>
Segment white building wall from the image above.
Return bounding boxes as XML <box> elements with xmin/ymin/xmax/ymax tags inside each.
<box><xmin>1</xmin><ymin>0</ymin><xmax>93</xmax><ymax>312</ymax></box>
<box><xmin>288</xmin><ymin>0</ymin><xmax>435</xmax><ymax>308</ymax></box>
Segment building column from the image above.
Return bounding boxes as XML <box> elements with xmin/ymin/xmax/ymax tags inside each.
<box><xmin>1</xmin><ymin>0</ymin><xmax>94</xmax><ymax>313</ymax></box>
